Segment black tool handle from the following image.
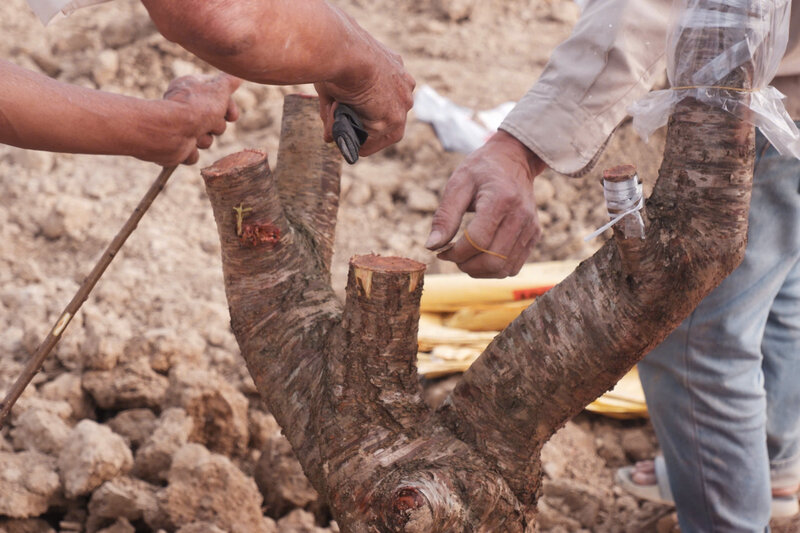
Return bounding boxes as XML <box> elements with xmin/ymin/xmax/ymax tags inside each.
<box><xmin>333</xmin><ymin>104</ymin><xmax>368</xmax><ymax>164</ymax></box>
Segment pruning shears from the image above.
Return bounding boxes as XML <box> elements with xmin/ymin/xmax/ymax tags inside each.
<box><xmin>333</xmin><ymin>104</ymin><xmax>368</xmax><ymax>165</ymax></box>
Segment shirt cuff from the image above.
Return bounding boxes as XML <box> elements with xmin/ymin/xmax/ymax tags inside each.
<box><xmin>499</xmin><ymin>87</ymin><xmax>611</xmax><ymax>177</ymax></box>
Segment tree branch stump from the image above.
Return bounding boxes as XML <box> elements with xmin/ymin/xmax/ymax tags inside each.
<box><xmin>201</xmin><ymin>3</ymin><xmax>759</xmax><ymax>523</ymax></box>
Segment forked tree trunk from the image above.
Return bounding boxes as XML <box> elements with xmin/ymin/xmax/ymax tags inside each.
<box><xmin>200</xmin><ymin>7</ymin><xmax>756</xmax><ymax>530</ymax></box>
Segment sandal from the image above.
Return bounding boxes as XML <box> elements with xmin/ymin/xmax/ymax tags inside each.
<box><xmin>616</xmin><ymin>456</ymin><xmax>800</xmax><ymax>518</ymax></box>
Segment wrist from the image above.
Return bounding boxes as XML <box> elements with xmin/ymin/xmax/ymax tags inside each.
<box><xmin>128</xmin><ymin>99</ymin><xmax>191</xmax><ymax>163</ymax></box>
<box><xmin>489</xmin><ymin>130</ymin><xmax>547</xmax><ymax>177</ymax></box>
<box><xmin>323</xmin><ymin>11</ymin><xmax>380</xmax><ymax>94</ymax></box>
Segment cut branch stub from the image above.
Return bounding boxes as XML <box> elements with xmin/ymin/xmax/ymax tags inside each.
<box><xmin>342</xmin><ymin>254</ymin><xmax>428</xmax><ymax>431</ymax></box>
<box><xmin>201</xmin><ymin>144</ymin><xmax>340</xmax><ymax>493</ymax></box>
<box><xmin>274</xmin><ymin>94</ymin><xmax>343</xmax><ymax>274</ymax></box>
<box><xmin>603</xmin><ymin>164</ymin><xmax>648</xmax><ymax>276</ymax></box>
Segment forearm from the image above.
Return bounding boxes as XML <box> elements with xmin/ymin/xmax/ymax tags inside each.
<box><xmin>141</xmin><ymin>0</ymin><xmax>372</xmax><ymax>88</ymax></box>
<box><xmin>0</xmin><ymin>60</ymin><xmax>181</xmax><ymax>160</ymax></box>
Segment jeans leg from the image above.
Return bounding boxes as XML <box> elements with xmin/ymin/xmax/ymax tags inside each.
<box><xmin>639</xmin><ymin>134</ymin><xmax>800</xmax><ymax>533</ymax></box>
<box><xmin>763</xmin><ymin>258</ymin><xmax>800</xmax><ymax>490</ymax></box>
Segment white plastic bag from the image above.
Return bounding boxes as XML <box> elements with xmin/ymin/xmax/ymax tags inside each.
<box><xmin>414</xmin><ymin>85</ymin><xmax>515</xmax><ymax>154</ymax></box>
<box><xmin>629</xmin><ymin>0</ymin><xmax>800</xmax><ymax>158</ymax></box>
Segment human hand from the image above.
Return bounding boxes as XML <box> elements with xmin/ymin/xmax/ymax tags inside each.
<box><xmin>159</xmin><ymin>73</ymin><xmax>241</xmax><ymax>165</ymax></box>
<box><xmin>426</xmin><ymin>131</ymin><xmax>548</xmax><ymax>278</ymax></box>
<box><xmin>314</xmin><ymin>26</ymin><xmax>414</xmax><ymax>157</ymax></box>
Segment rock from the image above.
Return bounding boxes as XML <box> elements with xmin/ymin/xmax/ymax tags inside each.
<box><xmin>127</xmin><ymin>328</ymin><xmax>206</xmax><ymax>374</ymax></box>
<box><xmin>156</xmin><ymin>444</ymin><xmax>273</xmax><ymax>533</ymax></box>
<box><xmin>656</xmin><ymin>512</ymin><xmax>680</xmax><ymax>533</ymax></box>
<box><xmin>0</xmin><ymin>451</ymin><xmax>61</xmax><ymax>518</ymax></box>
<box><xmin>535</xmin><ymin>177</ymin><xmax>556</xmax><ymax>207</ymax></box>
<box><xmin>248</xmin><ymin>409</ymin><xmax>280</xmax><ymax>451</ymax></box>
<box><xmin>542</xmin><ymin>479</ymin><xmax>603</xmax><ymax>528</ymax></box>
<box><xmin>29</xmin><ymin>50</ymin><xmax>62</xmax><ymax>77</ymax></box>
<box><xmin>39</xmin><ymin>196</ymin><xmax>94</xmax><ymax>241</ymax></box>
<box><xmin>82</xmin><ymin>325</ymin><xmax>127</xmax><ymax>371</ymax></box>
<box><xmin>0</xmin><ymin>518</ymin><xmax>55</xmax><ymax>533</ymax></box>
<box><xmin>548</xmin><ymin>0</ymin><xmax>581</xmax><ymax>24</ymax></box>
<box><xmin>93</xmin><ymin>50</ymin><xmax>119</xmax><ymax>86</ymax></box>
<box><xmin>101</xmin><ymin>19</ymin><xmax>142</xmax><ymax>49</ymax></box>
<box><xmin>2</xmin><ymin>149</ymin><xmax>54</xmax><ymax>173</ymax></box>
<box><xmin>434</xmin><ymin>0</ymin><xmax>475</xmax><ymax>21</ymax></box>
<box><xmin>535</xmin><ymin>499</ymin><xmax>583</xmax><ymax>532</ymax></box>
<box><xmin>232</xmin><ymin>87</ymin><xmax>258</xmax><ymax>112</ymax></box>
<box><xmin>96</xmin><ymin>518</ymin><xmax>135</xmax><ymax>533</ymax></box>
<box><xmin>255</xmin><ymin>433</ymin><xmax>319</xmax><ymax>518</ymax></box>
<box><xmin>621</xmin><ymin>427</ymin><xmax>656</xmax><ymax>462</ymax></box>
<box><xmin>175</xmin><ymin>523</ymin><xmax>227</xmax><ymax>533</ymax></box>
<box><xmin>39</xmin><ymin>373</ymin><xmax>95</xmax><ymax>421</ymax></box>
<box><xmin>165</xmin><ymin>366</ymin><xmax>249</xmax><ymax>457</ymax></box>
<box><xmin>0</xmin><ymin>434</ymin><xmax>12</xmax><ymax>453</ymax></box>
<box><xmin>594</xmin><ymin>424</ymin><xmax>627</xmax><ymax>467</ymax></box>
<box><xmin>58</xmin><ymin>420</ymin><xmax>134</xmax><ymax>498</ymax></box>
<box><xmin>11</xmin><ymin>397</ymin><xmax>72</xmax><ymax>425</ymax></box>
<box><xmin>344</xmin><ymin>179</ymin><xmax>371</xmax><ymax>206</ymax></box>
<box><xmin>404</xmin><ymin>185</ymin><xmax>440</xmax><ymax>213</ymax></box>
<box><xmin>82</xmin><ymin>358</ymin><xmax>168</xmax><ymax>410</ymax></box>
<box><xmin>107</xmin><ymin>409</ymin><xmax>157</xmax><ymax>450</ymax></box>
<box><xmin>87</xmin><ymin>477</ymin><xmax>158</xmax><ymax>530</ymax></box>
<box><xmin>236</xmin><ymin>104</ymin><xmax>276</xmax><ymax>132</ymax></box>
<box><xmin>170</xmin><ymin>59</ymin><xmax>201</xmax><ymax>79</ymax></box>
<box><xmin>10</xmin><ymin>407</ymin><xmax>71</xmax><ymax>455</ymax></box>
<box><xmin>276</xmin><ymin>509</ymin><xmax>325</xmax><ymax>533</ymax></box>
<box><xmin>541</xmin><ymin>421</ymin><xmax>597</xmax><ymax>479</ymax></box>
<box><xmin>52</xmin><ymin>32</ymin><xmax>94</xmax><ymax>55</ymax></box>
<box><xmin>133</xmin><ymin>408</ymin><xmax>193</xmax><ymax>483</ymax></box>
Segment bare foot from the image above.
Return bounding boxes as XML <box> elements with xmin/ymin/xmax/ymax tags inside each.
<box><xmin>631</xmin><ymin>460</ymin><xmax>657</xmax><ymax>486</ymax></box>
<box><xmin>773</xmin><ymin>485</ymin><xmax>800</xmax><ymax>498</ymax></box>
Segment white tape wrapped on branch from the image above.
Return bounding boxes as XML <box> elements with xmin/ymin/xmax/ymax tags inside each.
<box><xmin>585</xmin><ymin>177</ymin><xmax>645</xmax><ymax>241</ymax></box>
<box><xmin>629</xmin><ymin>0</ymin><xmax>800</xmax><ymax>159</ymax></box>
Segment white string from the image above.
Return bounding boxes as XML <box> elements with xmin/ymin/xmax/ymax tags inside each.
<box><xmin>584</xmin><ymin>177</ymin><xmax>645</xmax><ymax>241</ymax></box>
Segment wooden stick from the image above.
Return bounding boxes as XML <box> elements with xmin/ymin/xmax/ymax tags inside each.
<box><xmin>0</xmin><ymin>165</ymin><xmax>177</xmax><ymax>427</ymax></box>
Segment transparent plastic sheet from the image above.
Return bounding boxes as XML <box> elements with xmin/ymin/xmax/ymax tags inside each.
<box><xmin>629</xmin><ymin>0</ymin><xmax>800</xmax><ymax>158</ymax></box>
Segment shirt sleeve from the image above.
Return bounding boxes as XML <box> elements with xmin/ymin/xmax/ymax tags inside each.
<box><xmin>500</xmin><ymin>0</ymin><xmax>671</xmax><ymax>176</ymax></box>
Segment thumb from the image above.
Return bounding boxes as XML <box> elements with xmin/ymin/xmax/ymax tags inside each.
<box><xmin>426</xmin><ymin>174</ymin><xmax>475</xmax><ymax>250</ymax></box>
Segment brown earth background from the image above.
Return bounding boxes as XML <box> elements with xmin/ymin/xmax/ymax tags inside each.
<box><xmin>1</xmin><ymin>0</ymin><xmax>796</xmax><ymax>531</ymax></box>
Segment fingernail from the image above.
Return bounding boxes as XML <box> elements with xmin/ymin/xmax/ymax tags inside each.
<box><xmin>425</xmin><ymin>230</ymin><xmax>442</xmax><ymax>249</ymax></box>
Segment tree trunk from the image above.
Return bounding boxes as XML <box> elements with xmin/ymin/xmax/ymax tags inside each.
<box><xmin>200</xmin><ymin>5</ymin><xmax>757</xmax><ymax>529</ymax></box>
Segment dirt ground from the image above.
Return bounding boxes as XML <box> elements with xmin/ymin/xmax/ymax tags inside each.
<box><xmin>1</xmin><ymin>0</ymin><xmax>797</xmax><ymax>531</ymax></box>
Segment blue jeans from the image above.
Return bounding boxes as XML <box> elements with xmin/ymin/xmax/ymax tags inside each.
<box><xmin>639</xmin><ymin>129</ymin><xmax>800</xmax><ymax>533</ymax></box>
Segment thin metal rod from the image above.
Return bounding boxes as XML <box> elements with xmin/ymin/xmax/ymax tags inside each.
<box><xmin>0</xmin><ymin>165</ymin><xmax>178</xmax><ymax>427</ymax></box>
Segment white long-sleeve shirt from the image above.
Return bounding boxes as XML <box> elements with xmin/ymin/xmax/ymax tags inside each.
<box><xmin>27</xmin><ymin>0</ymin><xmax>111</xmax><ymax>26</ymax></box>
<box><xmin>501</xmin><ymin>0</ymin><xmax>800</xmax><ymax>175</ymax></box>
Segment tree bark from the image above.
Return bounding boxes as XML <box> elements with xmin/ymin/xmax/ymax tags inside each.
<box><xmin>200</xmin><ymin>6</ymin><xmax>757</xmax><ymax>528</ymax></box>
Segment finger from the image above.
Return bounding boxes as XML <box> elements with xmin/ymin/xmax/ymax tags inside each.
<box><xmin>183</xmin><ymin>148</ymin><xmax>200</xmax><ymax>165</ymax></box>
<box><xmin>443</xmin><ymin>215</ymin><xmax>517</xmax><ymax>278</ymax></box>
<box><xmin>359</xmin><ymin>121</ymin><xmax>405</xmax><ymax>157</ymax></box>
<box><xmin>210</xmin><ymin>117</ymin><xmax>227</xmax><ymax>136</ymax></box>
<box><xmin>225</xmin><ymin>98</ymin><xmax>240</xmax><ymax>122</ymax></box>
<box><xmin>437</xmin><ymin>199</ymin><xmax>507</xmax><ymax>265</ymax></box>
<box><xmin>196</xmin><ymin>134</ymin><xmax>214</xmax><ymax>150</ymax></box>
<box><xmin>455</xmin><ymin>217</ymin><xmax>537</xmax><ymax>279</ymax></box>
<box><xmin>505</xmin><ymin>219</ymin><xmax>540</xmax><ymax>277</ymax></box>
<box><xmin>426</xmin><ymin>171</ymin><xmax>477</xmax><ymax>250</ymax></box>
<box><xmin>455</xmin><ymin>251</ymin><xmax>509</xmax><ymax>279</ymax></box>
